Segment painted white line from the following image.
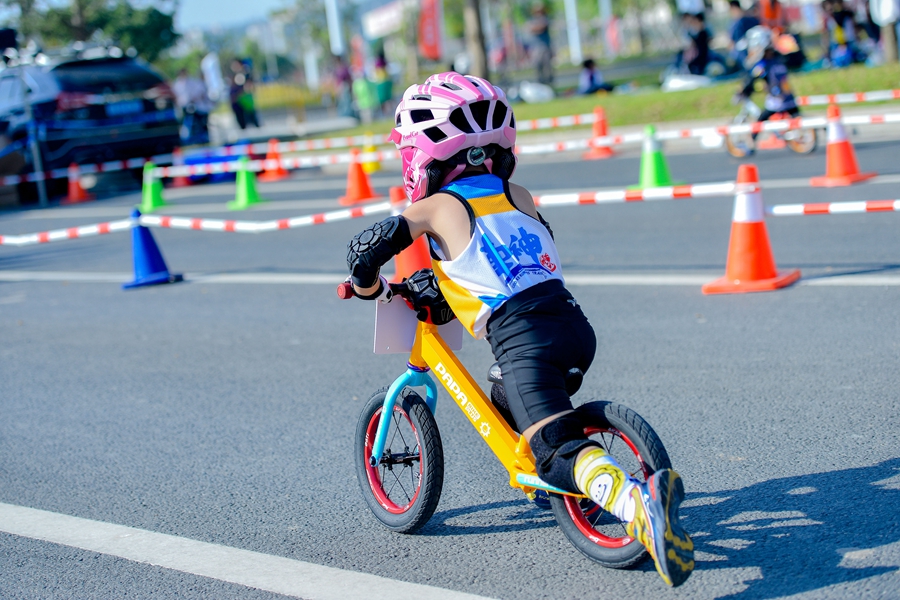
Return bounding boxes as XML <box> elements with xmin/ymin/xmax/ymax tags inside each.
<box><xmin>565</xmin><ymin>273</ymin><xmax>713</xmax><ymax>286</ymax></box>
<box><xmin>0</xmin><ymin>271</ymin><xmax>130</xmax><ymax>283</ymax></box>
<box><xmin>0</xmin><ymin>502</ymin><xmax>492</xmax><ymax>600</ymax></box>
<box><xmin>2</xmin><ymin>270</ymin><xmax>900</xmax><ymax>286</ymax></box>
<box><xmin>802</xmin><ymin>275</ymin><xmax>900</xmax><ymax>286</ymax></box>
<box><xmin>189</xmin><ymin>273</ymin><xmax>342</xmax><ymax>284</ymax></box>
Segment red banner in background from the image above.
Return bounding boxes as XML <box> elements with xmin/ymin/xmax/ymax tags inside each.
<box><xmin>418</xmin><ymin>0</ymin><xmax>442</xmax><ymax>61</ymax></box>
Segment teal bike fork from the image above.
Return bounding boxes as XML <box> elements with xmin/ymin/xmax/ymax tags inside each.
<box><xmin>369</xmin><ymin>365</ymin><xmax>439</xmax><ymax>467</ymax></box>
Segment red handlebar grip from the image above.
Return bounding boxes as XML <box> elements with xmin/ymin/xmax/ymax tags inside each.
<box><xmin>337</xmin><ymin>282</ymin><xmax>355</xmax><ymax>299</ymax></box>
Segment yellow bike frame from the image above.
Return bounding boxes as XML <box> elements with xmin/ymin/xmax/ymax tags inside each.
<box><xmin>370</xmin><ymin>319</ymin><xmax>583</xmax><ymax>498</ymax></box>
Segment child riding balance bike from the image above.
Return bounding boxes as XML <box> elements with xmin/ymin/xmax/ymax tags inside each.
<box><xmin>341</xmin><ymin>72</ymin><xmax>695</xmax><ymax>587</ymax></box>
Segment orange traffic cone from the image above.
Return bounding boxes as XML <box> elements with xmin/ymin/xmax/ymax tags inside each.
<box><xmin>583</xmin><ymin>106</ymin><xmax>615</xmax><ymax>160</ymax></box>
<box><xmin>257</xmin><ymin>138</ymin><xmax>290</xmax><ymax>182</ymax></box>
<box><xmin>339</xmin><ymin>148</ymin><xmax>382</xmax><ymax>206</ymax></box>
<box><xmin>810</xmin><ymin>104</ymin><xmax>876</xmax><ymax>187</ymax></box>
<box><xmin>61</xmin><ymin>162</ymin><xmax>94</xmax><ymax>204</ymax></box>
<box><xmin>756</xmin><ymin>114</ymin><xmax>787</xmax><ymax>150</ymax></box>
<box><xmin>702</xmin><ymin>164</ymin><xmax>800</xmax><ymax>295</ymax></box>
<box><xmin>389</xmin><ymin>186</ymin><xmax>431</xmax><ymax>282</ymax></box>
<box><xmin>171</xmin><ymin>147</ymin><xmax>191</xmax><ymax>188</ymax></box>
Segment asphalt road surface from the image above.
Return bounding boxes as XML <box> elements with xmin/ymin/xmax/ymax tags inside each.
<box><xmin>1</xmin><ymin>137</ymin><xmax>899</xmax><ymax>599</ymax></box>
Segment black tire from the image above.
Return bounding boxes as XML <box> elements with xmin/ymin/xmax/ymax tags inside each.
<box><xmin>354</xmin><ymin>387</ymin><xmax>444</xmax><ymax>533</ymax></box>
<box><xmin>549</xmin><ymin>401</ymin><xmax>672</xmax><ymax>569</ymax></box>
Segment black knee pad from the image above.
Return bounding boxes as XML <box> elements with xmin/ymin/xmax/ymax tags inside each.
<box><xmin>529</xmin><ymin>414</ymin><xmax>597</xmax><ymax>494</ymax></box>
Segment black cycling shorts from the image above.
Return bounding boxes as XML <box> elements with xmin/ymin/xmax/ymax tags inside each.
<box><xmin>485</xmin><ymin>280</ymin><xmax>597</xmax><ymax>431</ymax></box>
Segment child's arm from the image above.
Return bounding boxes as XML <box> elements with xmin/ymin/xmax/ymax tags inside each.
<box><xmin>346</xmin><ymin>198</ymin><xmax>441</xmax><ymax>298</ymax></box>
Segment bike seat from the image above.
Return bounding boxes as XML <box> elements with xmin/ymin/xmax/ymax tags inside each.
<box><xmin>487</xmin><ymin>362</ymin><xmax>584</xmax><ymax>396</ymax></box>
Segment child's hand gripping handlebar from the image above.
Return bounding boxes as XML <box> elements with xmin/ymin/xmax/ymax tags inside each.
<box><xmin>337</xmin><ymin>273</ymin><xmax>457</xmax><ymax>326</ymax></box>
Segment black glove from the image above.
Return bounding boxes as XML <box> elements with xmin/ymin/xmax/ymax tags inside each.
<box><xmin>401</xmin><ymin>269</ymin><xmax>456</xmax><ymax>325</ymax></box>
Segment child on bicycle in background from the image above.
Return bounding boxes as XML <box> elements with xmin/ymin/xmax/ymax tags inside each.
<box><xmin>345</xmin><ymin>72</ymin><xmax>694</xmax><ymax>587</ymax></box>
<box><xmin>733</xmin><ymin>25</ymin><xmax>799</xmax><ymax>154</ymax></box>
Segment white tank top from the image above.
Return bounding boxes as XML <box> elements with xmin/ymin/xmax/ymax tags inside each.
<box><xmin>429</xmin><ymin>174</ymin><xmax>564</xmax><ymax>338</ymax></box>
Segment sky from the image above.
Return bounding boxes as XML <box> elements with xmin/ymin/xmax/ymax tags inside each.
<box><xmin>177</xmin><ymin>0</ymin><xmax>289</xmax><ymax>31</ymax></box>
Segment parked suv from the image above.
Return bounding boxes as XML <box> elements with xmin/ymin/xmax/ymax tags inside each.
<box><xmin>0</xmin><ymin>46</ymin><xmax>179</xmax><ymax>177</ymax></box>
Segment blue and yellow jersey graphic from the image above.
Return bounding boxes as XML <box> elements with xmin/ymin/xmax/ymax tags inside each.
<box><xmin>430</xmin><ymin>174</ymin><xmax>564</xmax><ymax>338</ymax></box>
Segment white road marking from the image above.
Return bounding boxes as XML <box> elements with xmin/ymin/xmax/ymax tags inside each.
<box><xmin>1</xmin><ymin>270</ymin><xmax>900</xmax><ymax>286</ymax></box>
<box><xmin>0</xmin><ymin>502</ymin><xmax>492</xmax><ymax>600</ymax></box>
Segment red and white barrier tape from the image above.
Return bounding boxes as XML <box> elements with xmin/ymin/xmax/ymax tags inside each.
<box><xmin>138</xmin><ymin>201</ymin><xmax>393</xmax><ymax>233</ymax></box>
<box><xmin>768</xmin><ymin>199</ymin><xmax>900</xmax><ymax>216</ymax></box>
<box><xmin>0</xmin><ymin>219</ymin><xmax>133</xmax><ymax>247</ymax></box>
<box><xmin>185</xmin><ymin>135</ymin><xmax>393</xmax><ymax>160</ymax></box>
<box><xmin>0</xmin><ymin>202</ymin><xmax>395</xmax><ymax>247</ymax></box>
<box><xmin>796</xmin><ymin>89</ymin><xmax>900</xmax><ymax>107</ymax></box>
<box><xmin>0</xmin><ymin>154</ymin><xmax>173</xmax><ymax>187</ymax></box>
<box><xmin>533</xmin><ymin>182</ymin><xmax>740</xmax><ymax>206</ymax></box>
<box><xmin>154</xmin><ymin>150</ymin><xmax>402</xmax><ymax>178</ymax></box>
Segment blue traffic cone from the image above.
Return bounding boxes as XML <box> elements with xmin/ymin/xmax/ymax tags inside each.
<box><xmin>123</xmin><ymin>209</ymin><xmax>183</xmax><ymax>290</ymax></box>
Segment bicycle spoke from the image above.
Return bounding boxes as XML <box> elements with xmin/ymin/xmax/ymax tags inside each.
<box><xmin>388</xmin><ymin>411</ymin><xmax>401</xmax><ymax>449</ymax></box>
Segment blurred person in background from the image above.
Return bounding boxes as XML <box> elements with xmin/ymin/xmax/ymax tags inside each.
<box><xmin>528</xmin><ymin>4</ymin><xmax>554</xmax><ymax>85</ymax></box>
<box><xmin>373</xmin><ymin>52</ymin><xmax>394</xmax><ymax>117</ymax></box>
<box><xmin>333</xmin><ymin>55</ymin><xmax>355</xmax><ymax>118</ymax></box>
<box><xmin>759</xmin><ymin>0</ymin><xmax>787</xmax><ymax>31</ymax></box>
<box><xmin>729</xmin><ymin>1</ymin><xmax>760</xmax><ymax>66</ymax></box>
<box><xmin>352</xmin><ymin>71</ymin><xmax>378</xmax><ymax>124</ymax></box>
<box><xmin>821</xmin><ymin>0</ymin><xmax>866</xmax><ymax>65</ymax></box>
<box><xmin>681</xmin><ymin>12</ymin><xmax>713</xmax><ymax>74</ymax></box>
<box><xmin>229</xmin><ymin>59</ymin><xmax>260</xmax><ymax>129</ymax></box>
<box><xmin>733</xmin><ymin>26</ymin><xmax>798</xmax><ymax>153</ymax></box>
<box><xmin>577</xmin><ymin>58</ymin><xmax>614</xmax><ymax>94</ymax></box>
<box><xmin>173</xmin><ymin>68</ymin><xmax>212</xmax><ymax>145</ymax></box>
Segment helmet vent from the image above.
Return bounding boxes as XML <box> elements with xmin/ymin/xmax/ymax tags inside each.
<box><xmin>440</xmin><ymin>82</ymin><xmax>462</xmax><ymax>91</ymax></box>
<box><xmin>449</xmin><ymin>108</ymin><xmax>474</xmax><ymax>134</ymax></box>
<box><xmin>491</xmin><ymin>102</ymin><xmax>508</xmax><ymax>129</ymax></box>
<box><xmin>411</xmin><ymin>94</ymin><xmax>432</xmax><ymax>101</ymax></box>
<box><xmin>509</xmin><ymin>113</ymin><xmax>516</xmax><ymax>129</ymax></box>
<box><xmin>411</xmin><ymin>109</ymin><xmax>435</xmax><ymax>123</ymax></box>
<box><xmin>470</xmin><ymin>101</ymin><xmax>490</xmax><ymax>130</ymax></box>
<box><xmin>423</xmin><ymin>126</ymin><xmax>447</xmax><ymax>143</ymax></box>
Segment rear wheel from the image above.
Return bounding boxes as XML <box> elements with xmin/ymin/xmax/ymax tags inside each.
<box><xmin>549</xmin><ymin>401</ymin><xmax>671</xmax><ymax>569</ymax></box>
<box><xmin>354</xmin><ymin>387</ymin><xmax>444</xmax><ymax>533</ymax></box>
<box><xmin>785</xmin><ymin>127</ymin><xmax>817</xmax><ymax>154</ymax></box>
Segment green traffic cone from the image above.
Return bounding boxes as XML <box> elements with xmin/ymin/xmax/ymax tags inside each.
<box><xmin>139</xmin><ymin>162</ymin><xmax>166</xmax><ymax>213</ymax></box>
<box><xmin>630</xmin><ymin>125</ymin><xmax>678</xmax><ymax>189</ymax></box>
<box><xmin>227</xmin><ymin>157</ymin><xmax>266</xmax><ymax>211</ymax></box>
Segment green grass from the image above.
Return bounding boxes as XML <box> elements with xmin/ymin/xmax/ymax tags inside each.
<box><xmin>314</xmin><ymin>63</ymin><xmax>900</xmax><ymax>140</ymax></box>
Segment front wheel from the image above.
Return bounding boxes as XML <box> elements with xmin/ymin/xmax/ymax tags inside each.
<box><xmin>354</xmin><ymin>387</ymin><xmax>444</xmax><ymax>533</ymax></box>
<box><xmin>549</xmin><ymin>401</ymin><xmax>672</xmax><ymax>569</ymax></box>
<box><xmin>725</xmin><ymin>131</ymin><xmax>755</xmax><ymax>158</ymax></box>
<box><xmin>785</xmin><ymin>127</ymin><xmax>817</xmax><ymax>154</ymax></box>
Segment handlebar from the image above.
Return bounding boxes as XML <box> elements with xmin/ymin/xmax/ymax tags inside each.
<box><xmin>336</xmin><ymin>281</ymin><xmax>355</xmax><ymax>300</ymax></box>
<box><xmin>336</xmin><ymin>279</ymin><xmax>409</xmax><ymax>301</ymax></box>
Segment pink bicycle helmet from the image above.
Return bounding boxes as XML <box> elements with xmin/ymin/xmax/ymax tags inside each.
<box><xmin>389</xmin><ymin>72</ymin><xmax>517</xmax><ymax>202</ymax></box>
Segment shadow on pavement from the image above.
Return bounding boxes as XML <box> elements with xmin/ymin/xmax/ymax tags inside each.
<box><xmin>424</xmin><ymin>498</ymin><xmax>556</xmax><ymax>536</ymax></box>
<box><xmin>685</xmin><ymin>457</ymin><xmax>900</xmax><ymax>598</ymax></box>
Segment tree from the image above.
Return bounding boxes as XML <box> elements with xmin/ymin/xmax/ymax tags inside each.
<box><xmin>0</xmin><ymin>0</ymin><xmax>178</xmax><ymax>62</ymax></box>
